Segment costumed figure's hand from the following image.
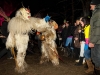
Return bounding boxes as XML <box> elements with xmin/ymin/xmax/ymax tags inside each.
<box><xmin>74</xmin><ymin>37</ymin><xmax>78</xmax><ymax>40</ymax></box>
<box><xmin>78</xmin><ymin>30</ymin><xmax>81</xmax><ymax>33</ymax></box>
<box><xmin>89</xmin><ymin>43</ymin><xmax>94</xmax><ymax>48</ymax></box>
<box><xmin>40</xmin><ymin>35</ymin><xmax>45</xmax><ymax>41</ymax></box>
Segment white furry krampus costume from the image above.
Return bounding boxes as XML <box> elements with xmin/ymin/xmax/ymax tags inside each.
<box><xmin>6</xmin><ymin>7</ymin><xmax>59</xmax><ymax>73</ymax></box>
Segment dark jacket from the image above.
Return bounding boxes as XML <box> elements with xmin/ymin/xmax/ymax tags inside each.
<box><xmin>1</xmin><ymin>21</ymin><xmax>8</xmax><ymax>43</ymax></box>
<box><xmin>67</xmin><ymin>25</ymin><xmax>75</xmax><ymax>37</ymax></box>
<box><xmin>74</xmin><ymin>25</ymin><xmax>80</xmax><ymax>48</ymax></box>
<box><xmin>61</xmin><ymin>26</ymin><xmax>68</xmax><ymax>45</ymax></box>
<box><xmin>61</xmin><ymin>25</ymin><xmax>74</xmax><ymax>39</ymax></box>
<box><xmin>90</xmin><ymin>4</ymin><xmax>100</xmax><ymax>44</ymax></box>
<box><xmin>79</xmin><ymin>28</ymin><xmax>85</xmax><ymax>42</ymax></box>
<box><xmin>71</xmin><ymin>25</ymin><xmax>78</xmax><ymax>47</ymax></box>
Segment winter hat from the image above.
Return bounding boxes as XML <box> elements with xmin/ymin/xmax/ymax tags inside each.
<box><xmin>90</xmin><ymin>0</ymin><xmax>100</xmax><ymax>5</ymax></box>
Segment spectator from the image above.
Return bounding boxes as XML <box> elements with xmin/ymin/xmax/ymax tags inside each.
<box><xmin>89</xmin><ymin>0</ymin><xmax>100</xmax><ymax>75</ymax></box>
<box><xmin>64</xmin><ymin>21</ymin><xmax>75</xmax><ymax>57</ymax></box>
<box><xmin>81</xmin><ymin>17</ymin><xmax>94</xmax><ymax>74</ymax></box>
<box><xmin>0</xmin><ymin>17</ymin><xmax>13</xmax><ymax>59</ymax></box>
<box><xmin>73</xmin><ymin>17</ymin><xmax>82</xmax><ymax>62</ymax></box>
<box><xmin>75</xmin><ymin>17</ymin><xmax>85</xmax><ymax>66</ymax></box>
<box><xmin>61</xmin><ymin>22</ymin><xmax>67</xmax><ymax>48</ymax></box>
<box><xmin>61</xmin><ymin>22</ymin><xmax>70</xmax><ymax>57</ymax></box>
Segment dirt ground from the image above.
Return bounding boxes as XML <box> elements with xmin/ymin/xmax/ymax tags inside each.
<box><xmin>0</xmin><ymin>46</ymin><xmax>88</xmax><ymax>75</ymax></box>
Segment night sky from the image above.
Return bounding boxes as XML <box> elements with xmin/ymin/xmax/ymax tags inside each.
<box><xmin>0</xmin><ymin>0</ymin><xmax>91</xmax><ymax>24</ymax></box>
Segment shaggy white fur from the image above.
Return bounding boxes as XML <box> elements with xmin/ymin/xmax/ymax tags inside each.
<box><xmin>30</xmin><ymin>17</ymin><xmax>50</xmax><ymax>32</ymax></box>
<box><xmin>6</xmin><ymin>7</ymin><xmax>59</xmax><ymax>73</ymax></box>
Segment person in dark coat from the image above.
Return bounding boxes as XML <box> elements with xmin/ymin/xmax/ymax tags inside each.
<box><xmin>0</xmin><ymin>18</ymin><xmax>13</xmax><ymax>59</ymax></box>
<box><xmin>73</xmin><ymin>17</ymin><xmax>83</xmax><ymax>62</ymax></box>
<box><xmin>89</xmin><ymin>0</ymin><xmax>100</xmax><ymax>74</ymax></box>
<box><xmin>61</xmin><ymin>22</ymin><xmax>69</xmax><ymax>48</ymax></box>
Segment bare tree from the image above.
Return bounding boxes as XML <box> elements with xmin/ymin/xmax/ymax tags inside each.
<box><xmin>80</xmin><ymin>0</ymin><xmax>91</xmax><ymax>16</ymax></box>
<box><xmin>56</xmin><ymin>0</ymin><xmax>91</xmax><ymax>24</ymax></box>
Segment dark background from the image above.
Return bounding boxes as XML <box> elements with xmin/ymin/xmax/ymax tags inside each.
<box><xmin>0</xmin><ymin>0</ymin><xmax>91</xmax><ymax>25</ymax></box>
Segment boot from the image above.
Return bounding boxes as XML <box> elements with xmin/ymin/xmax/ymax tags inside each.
<box><xmin>85</xmin><ymin>59</ymin><xmax>94</xmax><ymax>74</ymax></box>
<box><xmin>94</xmin><ymin>68</ymin><xmax>100</xmax><ymax>75</ymax></box>
<box><xmin>63</xmin><ymin>47</ymin><xmax>69</xmax><ymax>57</ymax></box>
<box><xmin>84</xmin><ymin>63</ymin><xmax>88</xmax><ymax>69</ymax></box>
<box><xmin>75</xmin><ymin>57</ymin><xmax>84</xmax><ymax>66</ymax></box>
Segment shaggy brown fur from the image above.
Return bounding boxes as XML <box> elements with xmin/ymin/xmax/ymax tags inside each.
<box><xmin>40</xmin><ymin>22</ymin><xmax>59</xmax><ymax>66</ymax></box>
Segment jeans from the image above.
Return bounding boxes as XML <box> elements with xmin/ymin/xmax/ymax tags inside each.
<box><xmin>84</xmin><ymin>49</ymin><xmax>91</xmax><ymax>60</ymax></box>
<box><xmin>84</xmin><ymin>44</ymin><xmax>91</xmax><ymax>60</ymax></box>
<box><xmin>91</xmin><ymin>44</ymin><xmax>100</xmax><ymax>68</ymax></box>
<box><xmin>65</xmin><ymin>37</ymin><xmax>73</xmax><ymax>49</ymax></box>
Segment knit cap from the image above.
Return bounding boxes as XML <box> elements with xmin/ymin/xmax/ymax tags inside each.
<box><xmin>90</xmin><ymin>0</ymin><xmax>100</xmax><ymax>5</ymax></box>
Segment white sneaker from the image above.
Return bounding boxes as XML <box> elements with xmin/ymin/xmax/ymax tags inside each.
<box><xmin>82</xmin><ymin>58</ymin><xmax>86</xmax><ymax>64</ymax></box>
<box><xmin>7</xmin><ymin>57</ymin><xmax>14</xmax><ymax>59</ymax></box>
<box><xmin>75</xmin><ymin>59</ymin><xmax>79</xmax><ymax>62</ymax></box>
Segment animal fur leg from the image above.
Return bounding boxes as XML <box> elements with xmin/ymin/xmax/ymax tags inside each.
<box><xmin>40</xmin><ymin>41</ymin><xmax>59</xmax><ymax>65</ymax></box>
<box><xmin>46</xmin><ymin>40</ymin><xmax>59</xmax><ymax>65</ymax></box>
<box><xmin>40</xmin><ymin>41</ymin><xmax>49</xmax><ymax>64</ymax></box>
<box><xmin>11</xmin><ymin>47</ymin><xmax>18</xmax><ymax>69</ymax></box>
<box><xmin>48</xmin><ymin>47</ymin><xmax>59</xmax><ymax>66</ymax></box>
<box><xmin>40</xmin><ymin>42</ymin><xmax>49</xmax><ymax>64</ymax></box>
<box><xmin>15</xmin><ymin>49</ymin><xmax>28</xmax><ymax>73</ymax></box>
<box><xmin>14</xmin><ymin>34</ymin><xmax>29</xmax><ymax>73</ymax></box>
